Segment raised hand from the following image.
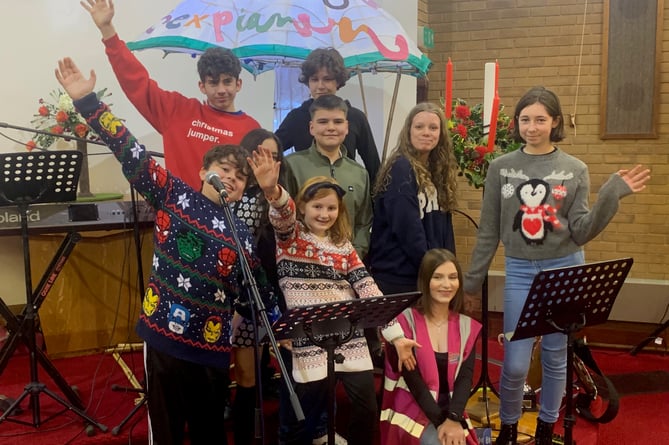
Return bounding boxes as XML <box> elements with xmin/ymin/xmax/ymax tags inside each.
<box><xmin>55</xmin><ymin>58</ymin><xmax>97</xmax><ymax>101</ymax></box>
<box><xmin>80</xmin><ymin>0</ymin><xmax>116</xmax><ymax>39</ymax></box>
<box><xmin>247</xmin><ymin>146</ymin><xmax>281</xmax><ymax>200</ymax></box>
<box><xmin>618</xmin><ymin>164</ymin><xmax>650</xmax><ymax>193</ymax></box>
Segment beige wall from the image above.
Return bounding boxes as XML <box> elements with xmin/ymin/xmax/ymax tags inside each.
<box><xmin>421</xmin><ymin>0</ymin><xmax>668</xmax><ymax>283</ymax></box>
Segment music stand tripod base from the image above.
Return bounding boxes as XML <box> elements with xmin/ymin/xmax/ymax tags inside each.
<box><xmin>466</xmin><ymin>389</ymin><xmax>500</xmax><ymax>426</ymax></box>
<box><xmin>0</xmin><ymin>151</ymin><xmax>107</xmax><ymax>433</ymax></box>
<box><xmin>506</xmin><ymin>257</ymin><xmax>632</xmax><ymax>445</ymax></box>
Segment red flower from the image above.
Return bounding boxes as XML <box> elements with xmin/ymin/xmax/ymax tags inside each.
<box><xmin>51</xmin><ymin>125</ymin><xmax>64</xmax><ymax>135</ymax></box>
<box><xmin>74</xmin><ymin>123</ymin><xmax>88</xmax><ymax>138</ymax></box>
<box><xmin>454</xmin><ymin>104</ymin><xmax>471</xmax><ymax>120</ymax></box>
<box><xmin>55</xmin><ymin>110</ymin><xmax>68</xmax><ymax>123</ymax></box>
<box><xmin>26</xmin><ymin>140</ymin><xmax>36</xmax><ymax>151</ymax></box>
<box><xmin>474</xmin><ymin>145</ymin><xmax>492</xmax><ymax>160</ymax></box>
<box><xmin>455</xmin><ymin>123</ymin><xmax>468</xmax><ymax>139</ymax></box>
<box><xmin>38</xmin><ymin>106</ymin><xmax>49</xmax><ymax>117</ymax></box>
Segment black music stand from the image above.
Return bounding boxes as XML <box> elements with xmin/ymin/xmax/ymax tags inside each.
<box><xmin>273</xmin><ymin>292</ymin><xmax>421</xmax><ymax>445</ymax></box>
<box><xmin>506</xmin><ymin>258</ymin><xmax>633</xmax><ymax>445</ymax></box>
<box><xmin>0</xmin><ymin>151</ymin><xmax>106</xmax><ymax>432</ymax></box>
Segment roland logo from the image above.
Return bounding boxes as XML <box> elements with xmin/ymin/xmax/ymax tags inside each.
<box><xmin>0</xmin><ymin>209</ymin><xmax>41</xmax><ymax>226</ymax></box>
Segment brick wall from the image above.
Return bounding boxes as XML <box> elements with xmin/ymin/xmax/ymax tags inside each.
<box><xmin>419</xmin><ymin>0</ymin><xmax>669</xmax><ymax>281</ymax></box>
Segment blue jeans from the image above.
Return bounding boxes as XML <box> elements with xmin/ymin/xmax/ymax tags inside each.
<box><xmin>420</xmin><ymin>423</ymin><xmax>439</xmax><ymax>445</ymax></box>
<box><xmin>499</xmin><ymin>251</ymin><xmax>585</xmax><ymax>424</ymax></box>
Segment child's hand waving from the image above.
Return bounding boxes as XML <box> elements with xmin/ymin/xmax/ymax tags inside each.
<box><xmin>55</xmin><ymin>57</ymin><xmax>96</xmax><ymax>101</ymax></box>
<box><xmin>248</xmin><ymin>146</ymin><xmax>281</xmax><ymax>201</ymax></box>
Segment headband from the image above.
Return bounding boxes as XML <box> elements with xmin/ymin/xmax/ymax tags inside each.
<box><xmin>302</xmin><ymin>182</ymin><xmax>346</xmax><ymax>200</ymax></box>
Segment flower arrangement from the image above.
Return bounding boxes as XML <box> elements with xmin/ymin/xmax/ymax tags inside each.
<box><xmin>445</xmin><ymin>98</ymin><xmax>521</xmax><ymax>188</ymax></box>
<box><xmin>26</xmin><ymin>89</ymin><xmax>109</xmax><ymax>151</ymax></box>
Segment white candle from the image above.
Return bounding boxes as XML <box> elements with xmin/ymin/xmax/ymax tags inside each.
<box><xmin>483</xmin><ymin>62</ymin><xmax>496</xmax><ymax>134</ymax></box>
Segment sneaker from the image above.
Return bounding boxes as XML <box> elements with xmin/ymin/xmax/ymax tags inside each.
<box><xmin>312</xmin><ymin>432</ymin><xmax>347</xmax><ymax>445</ymax></box>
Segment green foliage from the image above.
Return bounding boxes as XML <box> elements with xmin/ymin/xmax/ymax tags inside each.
<box><xmin>444</xmin><ymin>98</ymin><xmax>521</xmax><ymax>188</ymax></box>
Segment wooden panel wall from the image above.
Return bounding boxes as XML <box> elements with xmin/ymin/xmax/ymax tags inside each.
<box><xmin>28</xmin><ymin>229</ymin><xmax>153</xmax><ymax>357</ymax></box>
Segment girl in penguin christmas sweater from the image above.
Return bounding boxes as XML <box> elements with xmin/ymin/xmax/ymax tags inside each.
<box><xmin>463</xmin><ymin>86</ymin><xmax>650</xmax><ymax>445</ymax></box>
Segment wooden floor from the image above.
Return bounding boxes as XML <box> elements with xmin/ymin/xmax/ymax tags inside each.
<box><xmin>467</xmin><ymin>391</ymin><xmax>539</xmax><ymax>443</ymax></box>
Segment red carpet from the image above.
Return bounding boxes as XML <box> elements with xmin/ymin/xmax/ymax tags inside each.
<box><xmin>589</xmin><ymin>349</ymin><xmax>669</xmax><ymax>445</ymax></box>
<box><xmin>0</xmin><ymin>342</ymin><xmax>667</xmax><ymax>444</ymax></box>
<box><xmin>0</xmin><ymin>349</ymin><xmax>150</xmax><ymax>445</ymax></box>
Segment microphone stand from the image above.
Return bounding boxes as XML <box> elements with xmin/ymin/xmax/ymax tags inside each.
<box><xmin>216</xmin><ymin>189</ymin><xmax>304</xmax><ymax>443</ymax></box>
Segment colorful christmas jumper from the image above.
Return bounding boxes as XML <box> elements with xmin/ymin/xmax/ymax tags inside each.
<box><xmin>267</xmin><ymin>186</ymin><xmax>403</xmax><ymax>383</ymax></box>
<box><xmin>74</xmin><ymin>92</ymin><xmax>271</xmax><ymax>370</ymax></box>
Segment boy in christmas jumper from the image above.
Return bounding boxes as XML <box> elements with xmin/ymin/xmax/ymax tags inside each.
<box><xmin>55</xmin><ymin>57</ymin><xmax>275</xmax><ymax>445</ymax></box>
<box><xmin>82</xmin><ymin>0</ymin><xmax>260</xmax><ymax>189</ymax></box>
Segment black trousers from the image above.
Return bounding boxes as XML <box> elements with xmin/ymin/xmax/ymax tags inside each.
<box><xmin>145</xmin><ymin>345</ymin><xmax>229</xmax><ymax>445</ymax></box>
<box><xmin>280</xmin><ymin>369</ymin><xmax>377</xmax><ymax>445</ymax></box>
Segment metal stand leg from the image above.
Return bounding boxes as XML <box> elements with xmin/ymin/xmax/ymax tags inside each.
<box><xmin>110</xmin><ymin>388</ymin><xmax>146</xmax><ymax>436</ymax></box>
<box><xmin>630</xmin><ymin>318</ymin><xmax>669</xmax><ymax>355</ymax></box>
<box><xmin>107</xmin><ymin>343</ymin><xmax>146</xmax><ymax>436</ymax></box>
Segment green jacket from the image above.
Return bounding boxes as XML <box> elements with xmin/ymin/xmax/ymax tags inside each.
<box><xmin>284</xmin><ymin>142</ymin><xmax>372</xmax><ymax>258</ymax></box>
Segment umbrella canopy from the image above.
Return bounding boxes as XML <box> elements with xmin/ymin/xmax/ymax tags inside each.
<box><xmin>127</xmin><ymin>0</ymin><xmax>431</xmax><ymax>77</ymax></box>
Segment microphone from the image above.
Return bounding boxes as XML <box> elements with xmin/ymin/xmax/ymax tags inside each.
<box><xmin>205</xmin><ymin>171</ymin><xmax>228</xmax><ymax>198</ymax></box>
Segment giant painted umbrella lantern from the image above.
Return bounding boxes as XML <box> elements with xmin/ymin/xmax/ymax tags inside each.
<box><xmin>127</xmin><ymin>0</ymin><xmax>432</xmax><ymax>160</ymax></box>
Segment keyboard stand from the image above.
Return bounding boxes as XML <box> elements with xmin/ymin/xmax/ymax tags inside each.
<box><xmin>0</xmin><ymin>231</ymin><xmax>82</xmax><ymax>405</ymax></box>
<box><xmin>0</xmin><ymin>151</ymin><xmax>106</xmax><ymax>432</ymax></box>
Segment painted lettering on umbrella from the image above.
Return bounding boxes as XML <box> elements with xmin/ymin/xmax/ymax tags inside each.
<box><xmin>147</xmin><ymin>6</ymin><xmax>409</xmax><ymax>61</ymax></box>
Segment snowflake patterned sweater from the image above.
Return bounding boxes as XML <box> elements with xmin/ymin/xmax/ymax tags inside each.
<box><xmin>268</xmin><ymin>187</ymin><xmax>403</xmax><ymax>383</ymax></box>
<box><xmin>74</xmin><ymin>93</ymin><xmax>268</xmax><ymax>370</ymax></box>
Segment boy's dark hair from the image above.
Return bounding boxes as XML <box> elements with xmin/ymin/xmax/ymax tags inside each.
<box><xmin>298</xmin><ymin>48</ymin><xmax>349</xmax><ymax>89</ymax></box>
<box><xmin>512</xmin><ymin>86</ymin><xmax>565</xmax><ymax>143</ymax></box>
<box><xmin>202</xmin><ymin>144</ymin><xmax>250</xmax><ymax>177</ymax></box>
<box><xmin>308</xmin><ymin>94</ymin><xmax>349</xmax><ymax>119</ymax></box>
<box><xmin>197</xmin><ymin>47</ymin><xmax>242</xmax><ymax>81</ymax></box>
